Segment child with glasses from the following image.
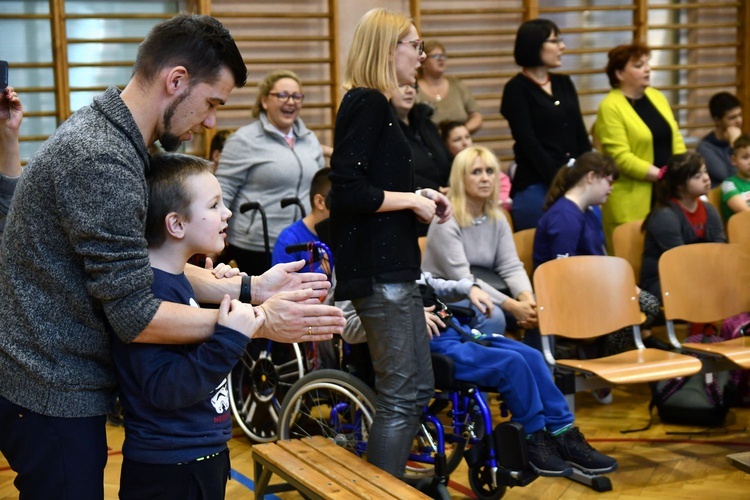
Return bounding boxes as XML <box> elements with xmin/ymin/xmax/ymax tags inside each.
<box><xmin>534</xmin><ymin>152</ymin><xmax>671</xmax><ymax>400</ymax></box>
<box><xmin>533</xmin><ymin>152</ymin><xmax>618</xmax><ymax>267</ymax></box>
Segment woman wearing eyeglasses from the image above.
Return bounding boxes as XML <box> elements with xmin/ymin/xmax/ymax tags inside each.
<box><xmin>500</xmin><ymin>19</ymin><xmax>592</xmax><ymax>231</ymax></box>
<box><xmin>215</xmin><ymin>69</ymin><xmax>325</xmax><ymax>276</ymax></box>
<box><xmin>533</xmin><ymin>152</ymin><xmax>618</xmax><ymax>268</ymax></box>
<box><xmin>533</xmin><ymin>151</ymin><xmax>662</xmax><ymax>401</ymax></box>
<box><xmin>416</xmin><ymin>40</ymin><xmax>483</xmax><ymax>133</ymax></box>
<box><xmin>329</xmin><ymin>8</ymin><xmax>451</xmax><ymax>479</ymax></box>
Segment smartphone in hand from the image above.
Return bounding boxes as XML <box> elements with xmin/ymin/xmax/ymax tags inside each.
<box><xmin>0</xmin><ymin>61</ymin><xmax>8</xmax><ymax>91</ymax></box>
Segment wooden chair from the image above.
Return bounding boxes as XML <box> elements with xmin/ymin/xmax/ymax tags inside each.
<box><xmin>707</xmin><ymin>186</ymin><xmax>726</xmax><ymax>228</ymax></box>
<box><xmin>727</xmin><ymin>209</ymin><xmax>750</xmax><ymax>247</ymax></box>
<box><xmin>418</xmin><ymin>236</ymin><xmax>427</xmax><ymax>255</ymax></box>
<box><xmin>533</xmin><ymin>256</ymin><xmax>702</xmax><ymax>409</ymax></box>
<box><xmin>611</xmin><ymin>220</ymin><xmax>645</xmax><ymax>282</ymax></box>
<box><xmin>501</xmin><ymin>207</ymin><xmax>514</xmax><ymax>232</ymax></box>
<box><xmin>512</xmin><ymin>228</ymin><xmax>536</xmax><ymax>279</ymax></box>
<box><xmin>659</xmin><ymin>243</ymin><xmax>750</xmax><ymax>369</ymax></box>
<box><xmin>707</xmin><ymin>185</ymin><xmax>723</xmax><ymax>214</ymax></box>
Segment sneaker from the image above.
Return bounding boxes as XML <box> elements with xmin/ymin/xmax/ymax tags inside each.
<box><xmin>551</xmin><ymin>427</ymin><xmax>618</xmax><ymax>474</ymax></box>
<box><xmin>591</xmin><ymin>388</ymin><xmax>613</xmax><ymax>404</ymax></box>
<box><xmin>525</xmin><ymin>430</ymin><xmax>574</xmax><ymax>477</ymax></box>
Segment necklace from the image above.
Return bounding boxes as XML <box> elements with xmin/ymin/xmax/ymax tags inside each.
<box><xmin>421</xmin><ymin>77</ymin><xmax>446</xmax><ymax>103</ymax></box>
<box><xmin>522</xmin><ymin>69</ymin><xmax>550</xmax><ymax>87</ymax></box>
<box><xmin>472</xmin><ymin>214</ymin><xmax>487</xmax><ymax>226</ymax></box>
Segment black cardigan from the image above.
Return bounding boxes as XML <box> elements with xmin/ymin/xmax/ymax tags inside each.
<box><xmin>500</xmin><ymin>72</ymin><xmax>591</xmax><ymax>195</ymax></box>
<box><xmin>330</xmin><ymin>87</ymin><xmax>421</xmax><ymax>300</ymax></box>
<box><xmin>400</xmin><ymin>103</ymin><xmax>452</xmax><ymax>191</ymax></box>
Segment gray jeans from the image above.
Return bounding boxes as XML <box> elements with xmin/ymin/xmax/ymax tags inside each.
<box><xmin>353</xmin><ymin>281</ymin><xmax>434</xmax><ymax>479</ymax></box>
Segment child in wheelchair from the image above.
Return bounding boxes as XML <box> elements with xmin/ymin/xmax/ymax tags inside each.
<box><xmin>418</xmin><ymin>272</ymin><xmax>618</xmax><ymax>477</ymax></box>
<box><xmin>274</xmin><ymin>167</ymin><xmax>617</xmax><ymax>483</ymax></box>
<box><xmin>335</xmin><ymin>271</ymin><xmax>617</xmax><ymax>479</ymax></box>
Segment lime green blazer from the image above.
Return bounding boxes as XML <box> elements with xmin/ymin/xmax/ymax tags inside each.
<box><xmin>594</xmin><ymin>87</ymin><xmax>686</xmax><ymax>250</ymax></box>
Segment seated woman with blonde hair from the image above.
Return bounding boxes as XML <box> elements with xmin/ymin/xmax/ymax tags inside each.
<box><xmin>422</xmin><ymin>146</ymin><xmax>534</xmax><ymax>336</ymax></box>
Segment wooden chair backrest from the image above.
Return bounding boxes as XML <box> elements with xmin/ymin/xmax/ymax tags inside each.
<box><xmin>659</xmin><ymin>243</ymin><xmax>750</xmax><ymax>323</ymax></box>
<box><xmin>612</xmin><ymin>220</ymin><xmax>645</xmax><ymax>282</ymax></box>
<box><xmin>418</xmin><ymin>236</ymin><xmax>427</xmax><ymax>255</ymax></box>
<box><xmin>512</xmin><ymin>228</ymin><xmax>536</xmax><ymax>279</ymax></box>
<box><xmin>501</xmin><ymin>207</ymin><xmax>513</xmax><ymax>232</ymax></box>
<box><xmin>533</xmin><ymin>256</ymin><xmax>643</xmax><ymax>340</ymax></box>
<box><xmin>727</xmin><ymin>210</ymin><xmax>750</xmax><ymax>247</ymax></box>
<box><xmin>707</xmin><ymin>186</ymin><xmax>724</xmax><ymax>223</ymax></box>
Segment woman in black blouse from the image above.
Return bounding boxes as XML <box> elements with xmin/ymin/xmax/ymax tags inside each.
<box><xmin>500</xmin><ymin>19</ymin><xmax>591</xmax><ymax>230</ymax></box>
<box><xmin>391</xmin><ymin>84</ymin><xmax>452</xmax><ymax>192</ymax></box>
<box><xmin>329</xmin><ymin>8</ymin><xmax>451</xmax><ymax>479</ymax></box>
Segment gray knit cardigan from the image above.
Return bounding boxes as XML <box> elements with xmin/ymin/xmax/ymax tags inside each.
<box><xmin>0</xmin><ymin>87</ymin><xmax>161</xmax><ymax>417</ymax></box>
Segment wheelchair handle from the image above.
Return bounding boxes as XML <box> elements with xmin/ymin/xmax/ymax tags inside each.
<box><xmin>238</xmin><ymin>201</ymin><xmax>271</xmax><ymax>268</ymax></box>
<box><xmin>280</xmin><ymin>197</ymin><xmax>307</xmax><ymax>219</ymax></box>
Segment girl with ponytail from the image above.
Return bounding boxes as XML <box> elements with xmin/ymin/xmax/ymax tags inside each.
<box><xmin>640</xmin><ymin>152</ymin><xmax>725</xmax><ymax>300</ymax></box>
<box><xmin>533</xmin><ymin>151</ymin><xmax>618</xmax><ymax>268</ymax></box>
<box><xmin>534</xmin><ymin>152</ymin><xmax>664</xmax><ymax>395</ymax></box>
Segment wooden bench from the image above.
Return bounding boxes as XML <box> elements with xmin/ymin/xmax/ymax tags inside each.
<box><xmin>252</xmin><ymin>435</ymin><xmax>431</xmax><ymax>499</ymax></box>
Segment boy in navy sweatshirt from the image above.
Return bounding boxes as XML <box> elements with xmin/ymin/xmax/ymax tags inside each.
<box><xmin>111</xmin><ymin>153</ymin><xmax>264</xmax><ymax>499</ymax></box>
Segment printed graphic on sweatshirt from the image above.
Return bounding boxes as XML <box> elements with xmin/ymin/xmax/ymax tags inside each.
<box><xmin>211</xmin><ymin>379</ymin><xmax>230</xmax><ymax>414</ymax></box>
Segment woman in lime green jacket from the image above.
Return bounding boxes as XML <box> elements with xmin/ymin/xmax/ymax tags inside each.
<box><xmin>594</xmin><ymin>43</ymin><xmax>685</xmax><ymax>251</ymax></box>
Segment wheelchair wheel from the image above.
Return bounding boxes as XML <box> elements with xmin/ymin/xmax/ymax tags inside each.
<box><xmin>228</xmin><ymin>339</ymin><xmax>304</xmax><ymax>443</ymax></box>
<box><xmin>278</xmin><ymin>369</ymin><xmax>377</xmax><ymax>457</ymax></box>
<box><xmin>469</xmin><ymin>463</ymin><xmax>507</xmax><ymax>500</ymax></box>
<box><xmin>405</xmin><ymin>395</ymin><xmax>484</xmax><ymax>480</ymax></box>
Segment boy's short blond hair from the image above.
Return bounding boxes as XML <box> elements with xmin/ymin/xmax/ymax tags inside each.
<box><xmin>343</xmin><ymin>8</ymin><xmax>412</xmax><ymax>93</ymax></box>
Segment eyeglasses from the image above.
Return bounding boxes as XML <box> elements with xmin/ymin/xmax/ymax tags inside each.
<box><xmin>544</xmin><ymin>37</ymin><xmax>564</xmax><ymax>45</ymax></box>
<box><xmin>268</xmin><ymin>92</ymin><xmax>305</xmax><ymax>103</ymax></box>
<box><xmin>398</xmin><ymin>39</ymin><xmax>424</xmax><ymax>56</ymax></box>
<box><xmin>429</xmin><ymin>53</ymin><xmax>447</xmax><ymax>61</ymax></box>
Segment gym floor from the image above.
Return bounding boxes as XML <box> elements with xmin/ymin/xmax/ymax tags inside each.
<box><xmin>3</xmin><ymin>384</ymin><xmax>748</xmax><ymax>499</ymax></box>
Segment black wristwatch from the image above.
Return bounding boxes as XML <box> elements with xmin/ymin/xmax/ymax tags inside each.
<box><xmin>239</xmin><ymin>275</ymin><xmax>252</xmax><ymax>303</ymax></box>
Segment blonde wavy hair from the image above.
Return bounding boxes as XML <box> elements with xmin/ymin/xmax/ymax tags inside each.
<box><xmin>252</xmin><ymin>69</ymin><xmax>302</xmax><ymax>118</ymax></box>
<box><xmin>343</xmin><ymin>8</ymin><xmax>412</xmax><ymax>92</ymax></box>
<box><xmin>448</xmin><ymin>146</ymin><xmax>503</xmax><ymax>227</ymax></box>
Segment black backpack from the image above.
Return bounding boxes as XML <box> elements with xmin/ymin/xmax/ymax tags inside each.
<box><xmin>650</xmin><ymin>328</ymin><xmax>736</xmax><ymax>427</ymax></box>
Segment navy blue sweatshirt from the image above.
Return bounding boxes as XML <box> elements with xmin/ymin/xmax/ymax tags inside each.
<box><xmin>111</xmin><ymin>268</ymin><xmax>250</xmax><ymax>464</ymax></box>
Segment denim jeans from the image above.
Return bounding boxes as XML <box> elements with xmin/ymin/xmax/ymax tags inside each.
<box><xmin>511</xmin><ymin>183</ymin><xmax>549</xmax><ymax>231</ymax></box>
<box><xmin>352</xmin><ymin>281</ymin><xmax>434</xmax><ymax>479</ymax></box>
